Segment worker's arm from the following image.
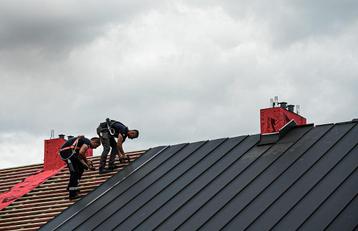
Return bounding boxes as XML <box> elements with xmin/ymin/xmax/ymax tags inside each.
<box><xmin>79</xmin><ymin>144</ymin><xmax>89</xmax><ymax>163</ymax></box>
<box><xmin>78</xmin><ymin>144</ymin><xmax>95</xmax><ymax>170</ymax></box>
<box><xmin>117</xmin><ymin>134</ymin><xmax>125</xmax><ymax>156</ymax></box>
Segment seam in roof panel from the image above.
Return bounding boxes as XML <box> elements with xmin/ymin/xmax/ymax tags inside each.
<box><xmin>275</xmin><ymin>145</ymin><xmax>358</xmax><ymax>230</ymax></box>
<box><xmin>134</xmin><ymin>136</ymin><xmax>248</xmax><ymax>229</ymax></box>
<box><xmin>70</xmin><ymin>145</ymin><xmax>187</xmax><ymax>230</ymax></box>
<box><xmin>150</xmin><ymin>136</ymin><xmax>259</xmax><ymax>230</ymax></box>
<box><xmin>215</xmin><ymin>124</ymin><xmax>335</xmax><ymax>230</ymax></box>
<box><xmin>316</xmin><ymin>123</ymin><xmax>335</xmax><ymax>127</ymax></box>
<box><xmin>218</xmin><ymin>126</ymin><xmax>329</xmax><ymax>229</ymax></box>
<box><xmin>297</xmin><ymin>166</ymin><xmax>358</xmax><ymax>230</ymax></box>
<box><xmin>267</xmin><ymin>123</ymin><xmax>358</xmax><ymax>231</ymax></box>
<box><xmin>195</xmin><ymin>126</ymin><xmax>313</xmax><ymax>231</ymax></box>
<box><xmin>105</xmin><ymin>140</ymin><xmax>240</xmax><ymax>230</ymax></box>
<box><xmin>175</xmin><ymin>144</ymin><xmax>272</xmax><ymax>230</ymax></box>
<box><xmin>237</xmin><ymin>123</ymin><xmax>356</xmax><ymax>231</ymax></box>
<box><xmin>90</xmin><ymin>141</ymin><xmax>208</xmax><ymax>230</ymax></box>
<box><xmin>153</xmin><ymin>136</ymin><xmax>259</xmax><ymax>231</ymax></box>
<box><xmin>51</xmin><ymin>146</ymin><xmax>169</xmax><ymax>231</ymax></box>
<box><xmin>112</xmin><ymin>138</ymin><xmax>231</xmax><ymax>230</ymax></box>
<box><xmin>335</xmin><ymin>121</ymin><xmax>357</xmax><ymax>125</ymax></box>
<box><xmin>269</xmin><ymin>124</ymin><xmax>357</xmax><ymax>230</ymax></box>
<box><xmin>323</xmin><ymin>193</ymin><xmax>358</xmax><ymax>231</ymax></box>
<box><xmin>131</xmin><ymin>136</ymin><xmax>249</xmax><ymax>230</ymax></box>
<box><xmin>242</xmin><ymin>124</ymin><xmax>356</xmax><ymax>231</ymax></box>
<box><xmin>170</xmin><ymin>137</ymin><xmax>282</xmax><ymax>230</ymax></box>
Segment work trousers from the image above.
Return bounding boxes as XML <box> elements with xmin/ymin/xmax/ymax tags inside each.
<box><xmin>97</xmin><ymin>126</ymin><xmax>118</xmax><ymax>169</ymax></box>
<box><xmin>66</xmin><ymin>156</ymin><xmax>84</xmax><ymax>197</ymax></box>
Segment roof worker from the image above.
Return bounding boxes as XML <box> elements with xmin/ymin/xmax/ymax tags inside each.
<box><xmin>59</xmin><ymin>136</ymin><xmax>101</xmax><ymax>200</ymax></box>
<box><xmin>97</xmin><ymin>118</ymin><xmax>139</xmax><ymax>174</ymax></box>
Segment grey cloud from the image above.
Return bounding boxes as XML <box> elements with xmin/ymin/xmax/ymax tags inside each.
<box><xmin>187</xmin><ymin>0</ymin><xmax>358</xmax><ymax>45</ymax></box>
<box><xmin>1</xmin><ymin>1</ymin><xmax>358</xmax><ymax>168</ymax></box>
<box><xmin>0</xmin><ymin>0</ymin><xmax>163</xmax><ymax>53</ymax></box>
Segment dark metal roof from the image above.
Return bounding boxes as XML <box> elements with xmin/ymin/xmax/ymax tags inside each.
<box><xmin>41</xmin><ymin>121</ymin><xmax>358</xmax><ymax>231</ymax></box>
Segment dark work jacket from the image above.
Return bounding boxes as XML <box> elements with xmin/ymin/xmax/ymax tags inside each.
<box><xmin>99</xmin><ymin>120</ymin><xmax>128</xmax><ymax>142</ymax></box>
<box><xmin>59</xmin><ymin>137</ymin><xmax>91</xmax><ymax>160</ymax></box>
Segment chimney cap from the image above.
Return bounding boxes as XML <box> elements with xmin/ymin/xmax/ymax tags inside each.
<box><xmin>279</xmin><ymin>102</ymin><xmax>287</xmax><ymax>108</ymax></box>
<box><xmin>58</xmin><ymin>134</ymin><xmax>65</xmax><ymax>139</ymax></box>
<box><xmin>67</xmin><ymin>135</ymin><xmax>74</xmax><ymax>140</ymax></box>
<box><xmin>287</xmin><ymin>104</ymin><xmax>295</xmax><ymax>112</ymax></box>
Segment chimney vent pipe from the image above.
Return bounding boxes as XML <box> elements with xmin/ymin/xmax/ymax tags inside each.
<box><xmin>270</xmin><ymin>98</ymin><xmax>274</xmax><ymax>107</ymax></box>
<box><xmin>279</xmin><ymin>102</ymin><xmax>287</xmax><ymax>109</ymax></box>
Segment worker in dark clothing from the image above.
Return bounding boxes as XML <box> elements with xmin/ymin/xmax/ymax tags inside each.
<box><xmin>97</xmin><ymin>118</ymin><xmax>139</xmax><ymax>174</ymax></box>
<box><xmin>59</xmin><ymin>136</ymin><xmax>101</xmax><ymax>199</ymax></box>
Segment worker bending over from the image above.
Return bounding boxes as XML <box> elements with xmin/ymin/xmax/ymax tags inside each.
<box><xmin>97</xmin><ymin>118</ymin><xmax>139</xmax><ymax>174</ymax></box>
<box><xmin>59</xmin><ymin>136</ymin><xmax>101</xmax><ymax>199</ymax></box>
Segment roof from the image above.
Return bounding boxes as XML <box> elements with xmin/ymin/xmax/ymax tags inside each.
<box><xmin>41</xmin><ymin>121</ymin><xmax>358</xmax><ymax>231</ymax></box>
<box><xmin>0</xmin><ymin>151</ymin><xmax>144</xmax><ymax>231</ymax></box>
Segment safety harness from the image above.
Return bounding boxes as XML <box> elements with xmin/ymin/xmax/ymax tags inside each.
<box><xmin>59</xmin><ymin>137</ymin><xmax>80</xmax><ymax>160</ymax></box>
<box><xmin>59</xmin><ymin>137</ymin><xmax>81</xmax><ymax>172</ymax></box>
<box><xmin>107</xmin><ymin>121</ymin><xmax>115</xmax><ymax>136</ymax></box>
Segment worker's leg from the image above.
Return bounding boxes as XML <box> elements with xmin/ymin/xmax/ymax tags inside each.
<box><xmin>108</xmin><ymin>136</ymin><xmax>117</xmax><ymax>168</ymax></box>
<box><xmin>78</xmin><ymin>164</ymin><xmax>84</xmax><ymax>180</ymax></box>
<box><xmin>98</xmin><ymin>130</ymin><xmax>111</xmax><ymax>170</ymax></box>
<box><xmin>67</xmin><ymin>157</ymin><xmax>80</xmax><ymax>199</ymax></box>
<box><xmin>77</xmin><ymin>160</ymin><xmax>85</xmax><ymax>193</ymax></box>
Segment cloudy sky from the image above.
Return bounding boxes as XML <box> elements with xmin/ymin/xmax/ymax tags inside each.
<box><xmin>0</xmin><ymin>0</ymin><xmax>357</xmax><ymax>168</ymax></box>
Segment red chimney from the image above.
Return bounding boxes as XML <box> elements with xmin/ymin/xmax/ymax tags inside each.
<box><xmin>260</xmin><ymin>98</ymin><xmax>307</xmax><ymax>134</ymax></box>
<box><xmin>43</xmin><ymin>135</ymin><xmax>94</xmax><ymax>171</ymax></box>
<box><xmin>43</xmin><ymin>136</ymin><xmax>66</xmax><ymax>170</ymax></box>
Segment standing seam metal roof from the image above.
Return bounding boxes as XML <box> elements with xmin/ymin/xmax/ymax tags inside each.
<box><xmin>41</xmin><ymin>121</ymin><xmax>358</xmax><ymax>231</ymax></box>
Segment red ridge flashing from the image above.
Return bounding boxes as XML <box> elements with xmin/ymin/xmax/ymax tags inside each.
<box><xmin>0</xmin><ymin>166</ymin><xmax>65</xmax><ymax>211</ymax></box>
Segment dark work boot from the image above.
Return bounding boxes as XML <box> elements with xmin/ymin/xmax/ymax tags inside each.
<box><xmin>69</xmin><ymin>194</ymin><xmax>82</xmax><ymax>200</ymax></box>
<box><xmin>69</xmin><ymin>191</ymin><xmax>82</xmax><ymax>200</ymax></box>
<box><xmin>107</xmin><ymin>164</ymin><xmax>118</xmax><ymax>171</ymax></box>
<box><xmin>99</xmin><ymin>167</ymin><xmax>111</xmax><ymax>174</ymax></box>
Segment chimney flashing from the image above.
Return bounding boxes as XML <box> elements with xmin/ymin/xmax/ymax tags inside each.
<box><xmin>260</xmin><ymin>106</ymin><xmax>307</xmax><ymax>134</ymax></box>
<box><xmin>259</xmin><ymin>119</ymin><xmax>298</xmax><ymax>145</ymax></box>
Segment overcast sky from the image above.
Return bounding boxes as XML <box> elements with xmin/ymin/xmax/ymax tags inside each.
<box><xmin>0</xmin><ymin>0</ymin><xmax>357</xmax><ymax>168</ymax></box>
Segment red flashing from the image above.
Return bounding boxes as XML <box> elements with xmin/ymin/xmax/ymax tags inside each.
<box><xmin>0</xmin><ymin>137</ymin><xmax>95</xmax><ymax>210</ymax></box>
<box><xmin>0</xmin><ymin>138</ymin><xmax>67</xmax><ymax>210</ymax></box>
<box><xmin>0</xmin><ymin>166</ymin><xmax>64</xmax><ymax>211</ymax></box>
<box><xmin>260</xmin><ymin>107</ymin><xmax>307</xmax><ymax>134</ymax></box>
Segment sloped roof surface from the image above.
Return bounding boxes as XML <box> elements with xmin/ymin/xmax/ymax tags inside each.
<box><xmin>0</xmin><ymin>164</ymin><xmax>43</xmax><ymax>195</ymax></box>
<box><xmin>0</xmin><ymin>151</ymin><xmax>143</xmax><ymax>231</ymax></box>
<box><xmin>41</xmin><ymin>121</ymin><xmax>358</xmax><ymax>231</ymax></box>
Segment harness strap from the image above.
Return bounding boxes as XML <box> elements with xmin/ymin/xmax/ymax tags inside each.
<box><xmin>59</xmin><ymin>137</ymin><xmax>80</xmax><ymax>160</ymax></box>
<box><xmin>67</xmin><ymin>159</ymin><xmax>75</xmax><ymax>172</ymax></box>
<box><xmin>60</xmin><ymin>146</ymin><xmax>80</xmax><ymax>152</ymax></box>
<box><xmin>106</xmin><ymin>119</ymin><xmax>115</xmax><ymax>136</ymax></box>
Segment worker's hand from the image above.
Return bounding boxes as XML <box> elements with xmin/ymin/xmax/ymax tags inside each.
<box><xmin>118</xmin><ymin>152</ymin><xmax>130</xmax><ymax>163</ymax></box>
<box><xmin>87</xmin><ymin>160</ymin><xmax>96</xmax><ymax>171</ymax></box>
